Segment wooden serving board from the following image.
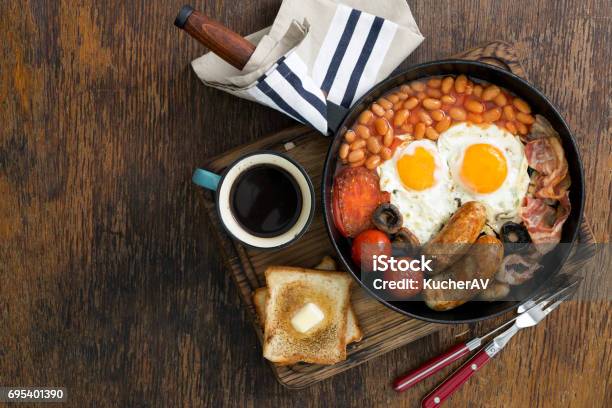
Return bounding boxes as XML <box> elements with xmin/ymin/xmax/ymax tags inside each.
<box><xmin>199</xmin><ymin>41</ymin><xmax>596</xmax><ymax>389</ymax></box>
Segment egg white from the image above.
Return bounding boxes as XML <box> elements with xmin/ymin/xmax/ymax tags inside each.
<box><xmin>437</xmin><ymin>123</ymin><xmax>530</xmax><ymax>232</ymax></box>
<box><xmin>377</xmin><ymin>140</ymin><xmax>457</xmax><ymax>243</ymax></box>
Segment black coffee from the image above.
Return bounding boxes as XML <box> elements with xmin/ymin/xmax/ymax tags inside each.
<box><xmin>230</xmin><ymin>164</ymin><xmax>302</xmax><ymax>238</ymax></box>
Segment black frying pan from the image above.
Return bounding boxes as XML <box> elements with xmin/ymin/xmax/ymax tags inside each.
<box><xmin>176</xmin><ymin>8</ymin><xmax>585</xmax><ymax>324</ymax></box>
<box><xmin>322</xmin><ymin>60</ymin><xmax>584</xmax><ymax>323</ymax></box>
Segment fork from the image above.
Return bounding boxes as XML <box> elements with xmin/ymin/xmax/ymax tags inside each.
<box><xmin>393</xmin><ymin>276</ymin><xmax>579</xmax><ymax>393</ymax></box>
<box><xmin>421</xmin><ymin>284</ymin><xmax>577</xmax><ymax>407</ymax></box>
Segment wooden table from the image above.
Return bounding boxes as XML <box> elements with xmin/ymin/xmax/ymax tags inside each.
<box><xmin>1</xmin><ymin>1</ymin><xmax>610</xmax><ymax>406</ymax></box>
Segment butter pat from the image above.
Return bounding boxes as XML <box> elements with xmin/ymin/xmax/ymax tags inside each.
<box><xmin>291</xmin><ymin>303</ymin><xmax>324</xmax><ymax>333</ymax></box>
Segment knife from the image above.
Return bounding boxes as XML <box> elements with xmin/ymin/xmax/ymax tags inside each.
<box><xmin>421</xmin><ymin>285</ymin><xmax>576</xmax><ymax>407</ymax></box>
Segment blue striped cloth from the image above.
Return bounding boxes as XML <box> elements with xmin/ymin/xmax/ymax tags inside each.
<box><xmin>248</xmin><ymin>5</ymin><xmax>399</xmax><ymax>134</ymax></box>
<box><xmin>192</xmin><ymin>1</ymin><xmax>423</xmax><ymax>135</ymax></box>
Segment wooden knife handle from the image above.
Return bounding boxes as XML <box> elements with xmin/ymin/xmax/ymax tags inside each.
<box><xmin>174</xmin><ymin>5</ymin><xmax>256</xmax><ymax>70</ymax></box>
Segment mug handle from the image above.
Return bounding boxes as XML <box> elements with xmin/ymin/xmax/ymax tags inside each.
<box><xmin>192</xmin><ymin>168</ymin><xmax>221</xmax><ymax>190</ymax></box>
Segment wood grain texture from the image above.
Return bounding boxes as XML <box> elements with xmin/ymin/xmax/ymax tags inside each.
<box><xmin>0</xmin><ymin>1</ymin><xmax>610</xmax><ymax>407</ymax></box>
<box><xmin>200</xmin><ymin>41</ymin><xmax>596</xmax><ymax>389</ymax></box>
<box><xmin>202</xmin><ymin>127</ymin><xmax>442</xmax><ymax>388</ymax></box>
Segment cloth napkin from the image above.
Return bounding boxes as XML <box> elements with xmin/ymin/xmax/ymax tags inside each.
<box><xmin>191</xmin><ymin>0</ymin><xmax>424</xmax><ymax>134</ymax></box>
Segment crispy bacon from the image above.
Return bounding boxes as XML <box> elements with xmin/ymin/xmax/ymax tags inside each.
<box><xmin>525</xmin><ymin>114</ymin><xmax>558</xmax><ymax>141</ymax></box>
<box><xmin>531</xmin><ymin>172</ymin><xmax>571</xmax><ymax>200</ymax></box>
<box><xmin>525</xmin><ymin>136</ymin><xmax>570</xmax><ymax>200</ymax></box>
<box><xmin>520</xmin><ymin>193</ymin><xmax>571</xmax><ymax>253</ymax></box>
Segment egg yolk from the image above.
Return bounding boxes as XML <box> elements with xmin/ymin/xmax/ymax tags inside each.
<box><xmin>397</xmin><ymin>147</ymin><xmax>436</xmax><ymax>191</ymax></box>
<box><xmin>460</xmin><ymin>143</ymin><xmax>508</xmax><ymax>194</ymax></box>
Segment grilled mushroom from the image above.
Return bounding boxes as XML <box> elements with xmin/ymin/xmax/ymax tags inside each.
<box><xmin>500</xmin><ymin>222</ymin><xmax>531</xmax><ymax>253</ymax></box>
<box><xmin>372</xmin><ymin>203</ymin><xmax>403</xmax><ymax>234</ymax></box>
<box><xmin>392</xmin><ymin>227</ymin><xmax>420</xmax><ymax>257</ymax></box>
<box><xmin>495</xmin><ymin>253</ymin><xmax>539</xmax><ymax>285</ymax></box>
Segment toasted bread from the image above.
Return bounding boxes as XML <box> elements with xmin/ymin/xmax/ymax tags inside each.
<box><xmin>253</xmin><ymin>286</ymin><xmax>362</xmax><ymax>344</ymax></box>
<box><xmin>314</xmin><ymin>255</ymin><xmax>338</xmax><ymax>272</ymax></box>
<box><xmin>253</xmin><ymin>287</ymin><xmax>269</xmax><ymax>324</ymax></box>
<box><xmin>262</xmin><ymin>266</ymin><xmax>353</xmax><ymax>365</ymax></box>
<box><xmin>345</xmin><ymin>304</ymin><xmax>363</xmax><ymax>343</ymax></box>
<box><xmin>314</xmin><ymin>255</ymin><xmax>362</xmax><ymax>342</ymax></box>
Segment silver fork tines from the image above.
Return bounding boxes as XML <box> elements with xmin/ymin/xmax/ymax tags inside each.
<box><xmin>485</xmin><ymin>284</ymin><xmax>577</xmax><ymax>356</ymax></box>
<box><xmin>517</xmin><ymin>274</ymin><xmax>581</xmax><ymax>313</ymax></box>
<box><xmin>542</xmin><ymin>289</ymin><xmax>576</xmax><ymax>315</ymax></box>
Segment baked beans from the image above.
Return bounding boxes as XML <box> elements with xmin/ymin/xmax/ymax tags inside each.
<box><xmin>383</xmin><ymin>129</ymin><xmax>394</xmax><ymax>147</ymax></box>
<box><xmin>482</xmin><ymin>85</ymin><xmax>500</xmax><ymax>101</ymax></box>
<box><xmin>348</xmin><ymin>149</ymin><xmax>365</xmax><ymax>163</ymax></box>
<box><xmin>441</xmin><ymin>94</ymin><xmax>456</xmax><ymax>104</ymax></box>
<box><xmin>494</xmin><ymin>93</ymin><xmax>508</xmax><ymax>107</ymax></box>
<box><xmin>367</xmin><ymin>136</ymin><xmax>381</xmax><ymax>154</ymax></box>
<box><xmin>355</xmin><ymin>124</ymin><xmax>370</xmax><ymax>139</ymax></box>
<box><xmin>365</xmin><ymin>154</ymin><xmax>381</xmax><ymax>170</ymax></box>
<box><xmin>404</xmin><ymin>97</ymin><xmax>419</xmax><ymax>110</ymax></box>
<box><xmin>423</xmin><ymin>98</ymin><xmax>442</xmax><ymax>110</ymax></box>
<box><xmin>344</xmin><ymin>129</ymin><xmax>356</xmax><ymax>143</ymax></box>
<box><xmin>425</xmin><ymin>127</ymin><xmax>439</xmax><ymax>141</ymax></box>
<box><xmin>449</xmin><ymin>107</ymin><xmax>467</xmax><ymax>121</ymax></box>
<box><xmin>430</xmin><ymin>109</ymin><xmax>445</xmax><ymax>122</ymax></box>
<box><xmin>380</xmin><ymin>147</ymin><xmax>393</xmax><ymax>160</ymax></box>
<box><xmin>358</xmin><ymin>110</ymin><xmax>373</xmax><ymax>125</ymax></box>
<box><xmin>350</xmin><ymin>139</ymin><xmax>366</xmax><ymax>151</ymax></box>
<box><xmin>374</xmin><ymin>118</ymin><xmax>389</xmax><ymax>135</ymax></box>
<box><xmin>371</xmin><ymin>103</ymin><xmax>385</xmax><ymax>116</ymax></box>
<box><xmin>339</xmin><ymin>75</ymin><xmax>534</xmax><ymax>168</ymax></box>
<box><xmin>465</xmin><ymin>99</ymin><xmax>485</xmax><ymax>113</ymax></box>
<box><xmin>339</xmin><ymin>143</ymin><xmax>349</xmax><ymax>160</ymax></box>
<box><xmin>414</xmin><ymin>123</ymin><xmax>426</xmax><ymax>139</ymax></box>
<box><xmin>378</xmin><ymin>98</ymin><xmax>393</xmax><ymax>110</ymax></box>
<box><xmin>393</xmin><ymin>109</ymin><xmax>410</xmax><ymax>127</ymax></box>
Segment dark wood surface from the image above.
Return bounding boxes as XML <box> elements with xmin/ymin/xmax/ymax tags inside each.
<box><xmin>202</xmin><ymin>126</ymin><xmax>444</xmax><ymax>388</ymax></box>
<box><xmin>199</xmin><ymin>41</ymin><xmax>596</xmax><ymax>389</ymax></box>
<box><xmin>0</xmin><ymin>1</ymin><xmax>609</xmax><ymax>407</ymax></box>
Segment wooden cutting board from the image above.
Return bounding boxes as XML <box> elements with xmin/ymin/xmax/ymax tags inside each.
<box><xmin>199</xmin><ymin>41</ymin><xmax>596</xmax><ymax>389</ymax></box>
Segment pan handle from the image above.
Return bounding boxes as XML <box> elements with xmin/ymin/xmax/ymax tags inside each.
<box><xmin>174</xmin><ymin>5</ymin><xmax>256</xmax><ymax>70</ymax></box>
<box><xmin>327</xmin><ymin>102</ymin><xmax>349</xmax><ymax>135</ymax></box>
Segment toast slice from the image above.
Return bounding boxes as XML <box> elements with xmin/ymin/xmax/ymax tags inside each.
<box><xmin>253</xmin><ymin>286</ymin><xmax>362</xmax><ymax>344</ymax></box>
<box><xmin>262</xmin><ymin>266</ymin><xmax>353</xmax><ymax>365</ymax></box>
<box><xmin>313</xmin><ymin>256</ymin><xmax>362</xmax><ymax>343</ymax></box>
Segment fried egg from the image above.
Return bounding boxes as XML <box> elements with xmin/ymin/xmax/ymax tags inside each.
<box><xmin>437</xmin><ymin>123</ymin><xmax>530</xmax><ymax>232</ymax></box>
<box><xmin>378</xmin><ymin>140</ymin><xmax>457</xmax><ymax>243</ymax></box>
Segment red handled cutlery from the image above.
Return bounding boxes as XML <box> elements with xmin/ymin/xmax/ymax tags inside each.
<box><xmin>392</xmin><ymin>322</ymin><xmax>513</xmax><ymax>392</ymax></box>
<box><xmin>421</xmin><ymin>286</ymin><xmax>575</xmax><ymax>407</ymax></box>
<box><xmin>392</xmin><ymin>276</ymin><xmax>579</xmax><ymax>406</ymax></box>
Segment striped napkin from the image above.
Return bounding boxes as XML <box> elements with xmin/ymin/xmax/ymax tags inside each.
<box><xmin>192</xmin><ymin>0</ymin><xmax>424</xmax><ymax>134</ymax></box>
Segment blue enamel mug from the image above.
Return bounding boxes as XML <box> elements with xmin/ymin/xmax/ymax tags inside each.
<box><xmin>193</xmin><ymin>151</ymin><xmax>315</xmax><ymax>250</ymax></box>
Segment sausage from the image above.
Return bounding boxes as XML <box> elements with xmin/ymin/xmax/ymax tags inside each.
<box><xmin>423</xmin><ymin>201</ymin><xmax>486</xmax><ymax>274</ymax></box>
<box><xmin>423</xmin><ymin>235</ymin><xmax>504</xmax><ymax>311</ymax></box>
<box><xmin>478</xmin><ymin>282</ymin><xmax>511</xmax><ymax>301</ymax></box>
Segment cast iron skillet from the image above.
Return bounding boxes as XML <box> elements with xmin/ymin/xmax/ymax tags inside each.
<box><xmin>322</xmin><ymin>60</ymin><xmax>584</xmax><ymax>323</ymax></box>
<box><xmin>174</xmin><ymin>9</ymin><xmax>584</xmax><ymax>324</ymax></box>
